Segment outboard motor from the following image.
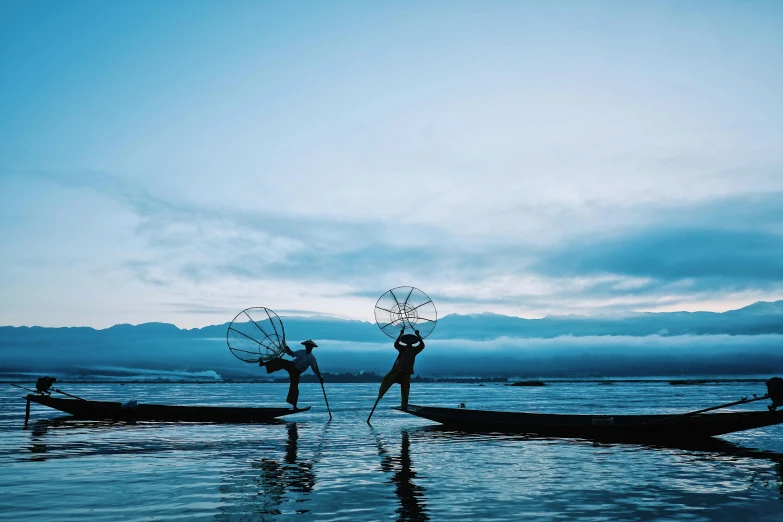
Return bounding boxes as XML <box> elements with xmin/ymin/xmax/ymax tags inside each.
<box><xmin>766</xmin><ymin>377</ymin><xmax>783</xmax><ymax>411</ymax></box>
<box><xmin>35</xmin><ymin>376</ymin><xmax>56</xmax><ymax>395</ymax></box>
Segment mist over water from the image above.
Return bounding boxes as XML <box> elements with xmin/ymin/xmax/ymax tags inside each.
<box><xmin>4</xmin><ymin>304</ymin><xmax>783</xmax><ymax>380</ymax></box>
<box><xmin>2</xmin><ymin>381</ymin><xmax>783</xmax><ymax>521</ymax></box>
<box><xmin>4</xmin><ymin>334</ymin><xmax>783</xmax><ymax>381</ymax></box>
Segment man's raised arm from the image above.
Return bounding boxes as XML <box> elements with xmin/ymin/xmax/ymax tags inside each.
<box><xmin>413</xmin><ymin>330</ymin><xmax>425</xmax><ymax>353</ymax></box>
<box><xmin>394</xmin><ymin>327</ymin><xmax>406</xmax><ymax>351</ymax></box>
<box><xmin>311</xmin><ymin>358</ymin><xmax>323</xmax><ymax>382</ymax></box>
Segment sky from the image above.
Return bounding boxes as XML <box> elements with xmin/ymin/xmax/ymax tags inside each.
<box><xmin>1</xmin><ymin>1</ymin><xmax>782</xmax><ymax>328</ymax></box>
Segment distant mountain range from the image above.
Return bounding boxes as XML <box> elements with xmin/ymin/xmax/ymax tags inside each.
<box><xmin>2</xmin><ymin>301</ymin><xmax>783</xmax><ymax>379</ymax></box>
<box><xmin>5</xmin><ymin>299</ymin><xmax>781</xmax><ymax>342</ymax></box>
<box><xmin>437</xmin><ymin>300</ymin><xmax>783</xmax><ymax>340</ymax></box>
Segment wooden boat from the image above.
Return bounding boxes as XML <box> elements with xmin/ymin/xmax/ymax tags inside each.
<box><xmin>396</xmin><ymin>404</ymin><xmax>783</xmax><ymax>441</ymax></box>
<box><xmin>26</xmin><ymin>394</ymin><xmax>310</xmax><ymax>423</ymax></box>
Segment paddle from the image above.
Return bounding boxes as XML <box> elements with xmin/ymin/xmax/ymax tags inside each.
<box><xmin>320</xmin><ymin>380</ymin><xmax>332</xmax><ymax>420</ymax></box>
<box><xmin>10</xmin><ymin>383</ymin><xmax>86</xmax><ymax>401</ymax></box>
<box><xmin>9</xmin><ymin>383</ymin><xmax>37</xmax><ymax>394</ymax></box>
<box><xmin>642</xmin><ymin>394</ymin><xmax>770</xmax><ymax>426</ymax></box>
<box><xmin>53</xmin><ymin>387</ymin><xmax>87</xmax><ymax>401</ymax></box>
<box><xmin>367</xmin><ymin>396</ymin><xmax>381</xmax><ymax>424</ymax></box>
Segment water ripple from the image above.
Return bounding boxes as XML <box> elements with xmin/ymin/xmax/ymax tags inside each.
<box><xmin>1</xmin><ymin>381</ymin><xmax>782</xmax><ymax>521</ymax></box>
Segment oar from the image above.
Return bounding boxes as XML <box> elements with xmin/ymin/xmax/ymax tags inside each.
<box><xmin>11</xmin><ymin>384</ymin><xmax>37</xmax><ymax>424</ymax></box>
<box><xmin>53</xmin><ymin>388</ymin><xmax>87</xmax><ymax>401</ymax></box>
<box><xmin>9</xmin><ymin>383</ymin><xmax>37</xmax><ymax>394</ymax></box>
<box><xmin>319</xmin><ymin>381</ymin><xmax>332</xmax><ymax>420</ymax></box>
<box><xmin>643</xmin><ymin>394</ymin><xmax>770</xmax><ymax>425</ymax></box>
<box><xmin>10</xmin><ymin>382</ymin><xmax>88</xmax><ymax>401</ymax></box>
<box><xmin>367</xmin><ymin>396</ymin><xmax>381</xmax><ymax>424</ymax></box>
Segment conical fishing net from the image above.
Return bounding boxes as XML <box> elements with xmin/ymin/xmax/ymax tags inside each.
<box><xmin>374</xmin><ymin>286</ymin><xmax>437</xmax><ymax>339</ymax></box>
<box><xmin>227</xmin><ymin>307</ymin><xmax>287</xmax><ymax>363</ymax></box>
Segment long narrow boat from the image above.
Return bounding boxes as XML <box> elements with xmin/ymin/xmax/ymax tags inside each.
<box><xmin>396</xmin><ymin>404</ymin><xmax>783</xmax><ymax>441</ymax></box>
<box><xmin>26</xmin><ymin>394</ymin><xmax>310</xmax><ymax>423</ymax></box>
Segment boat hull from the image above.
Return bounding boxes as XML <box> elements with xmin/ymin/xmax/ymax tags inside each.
<box><xmin>398</xmin><ymin>404</ymin><xmax>783</xmax><ymax>441</ymax></box>
<box><xmin>27</xmin><ymin>394</ymin><xmax>310</xmax><ymax>423</ymax></box>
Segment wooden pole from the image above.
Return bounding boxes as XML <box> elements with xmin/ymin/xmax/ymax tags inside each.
<box><xmin>9</xmin><ymin>383</ymin><xmax>37</xmax><ymax>394</ymax></box>
<box><xmin>643</xmin><ymin>394</ymin><xmax>769</xmax><ymax>425</ymax></box>
<box><xmin>320</xmin><ymin>381</ymin><xmax>332</xmax><ymax>420</ymax></box>
<box><xmin>367</xmin><ymin>396</ymin><xmax>381</xmax><ymax>424</ymax></box>
<box><xmin>24</xmin><ymin>399</ymin><xmax>30</xmax><ymax>426</ymax></box>
<box><xmin>53</xmin><ymin>388</ymin><xmax>87</xmax><ymax>401</ymax></box>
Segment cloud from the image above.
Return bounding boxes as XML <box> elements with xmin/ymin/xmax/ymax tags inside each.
<box><xmin>512</xmin><ymin>192</ymin><xmax>783</xmax><ymax>311</ymax></box>
<box><xmin>21</xmin><ymin>170</ymin><xmax>461</xmax><ymax>283</ymax></box>
<box><xmin>541</xmin><ymin>227</ymin><xmax>783</xmax><ymax>281</ymax></box>
<box><xmin>3</xmin><ymin>169</ymin><xmax>783</xmax><ymax>326</ymax></box>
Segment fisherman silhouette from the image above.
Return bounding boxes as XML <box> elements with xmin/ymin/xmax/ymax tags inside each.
<box><xmin>260</xmin><ymin>339</ymin><xmax>323</xmax><ymax>409</ymax></box>
<box><xmin>373</xmin><ymin>327</ymin><xmax>425</xmax><ymax>414</ymax></box>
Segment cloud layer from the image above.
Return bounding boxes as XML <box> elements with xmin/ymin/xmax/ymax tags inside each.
<box><xmin>1</xmin><ymin>2</ymin><xmax>782</xmax><ymax>326</ymax></box>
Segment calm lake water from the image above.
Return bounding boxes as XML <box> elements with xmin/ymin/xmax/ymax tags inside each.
<box><xmin>1</xmin><ymin>380</ymin><xmax>783</xmax><ymax>521</ymax></box>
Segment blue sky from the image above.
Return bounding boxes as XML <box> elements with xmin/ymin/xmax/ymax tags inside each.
<box><xmin>1</xmin><ymin>1</ymin><xmax>782</xmax><ymax>327</ymax></box>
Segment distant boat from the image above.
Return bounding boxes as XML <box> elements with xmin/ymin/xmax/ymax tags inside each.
<box><xmin>25</xmin><ymin>394</ymin><xmax>309</xmax><ymax>423</ymax></box>
<box><xmin>396</xmin><ymin>404</ymin><xmax>783</xmax><ymax>441</ymax></box>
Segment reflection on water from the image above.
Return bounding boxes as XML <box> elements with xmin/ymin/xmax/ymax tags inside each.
<box><xmin>641</xmin><ymin>438</ymin><xmax>783</xmax><ymax>501</ymax></box>
<box><xmin>410</xmin><ymin>423</ymin><xmax>783</xmax><ymax>507</ymax></box>
<box><xmin>3</xmin><ymin>382</ymin><xmax>783</xmax><ymax>521</ymax></box>
<box><xmin>29</xmin><ymin>418</ymin><xmax>51</xmax><ymax>458</ymax></box>
<box><xmin>216</xmin><ymin>423</ymin><xmax>319</xmax><ymax>521</ymax></box>
<box><xmin>374</xmin><ymin>430</ymin><xmax>429</xmax><ymax>522</ymax></box>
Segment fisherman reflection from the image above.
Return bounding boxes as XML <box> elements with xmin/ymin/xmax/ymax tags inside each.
<box><xmin>375</xmin><ymin>430</ymin><xmax>429</xmax><ymax>522</ymax></box>
<box><xmin>216</xmin><ymin>422</ymin><xmax>315</xmax><ymax>521</ymax></box>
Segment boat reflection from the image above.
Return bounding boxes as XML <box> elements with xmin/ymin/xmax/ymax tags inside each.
<box><xmin>216</xmin><ymin>422</ymin><xmax>318</xmax><ymax>521</ymax></box>
<box><xmin>25</xmin><ymin>417</ymin><xmax>99</xmax><ymax>460</ymax></box>
<box><xmin>374</xmin><ymin>429</ymin><xmax>429</xmax><ymax>522</ymax></box>
<box><xmin>28</xmin><ymin>418</ymin><xmax>54</xmax><ymax>459</ymax></box>
<box><xmin>24</xmin><ymin>417</ymin><xmax>288</xmax><ymax>462</ymax></box>
<box><xmin>641</xmin><ymin>438</ymin><xmax>783</xmax><ymax>499</ymax></box>
<box><xmin>410</xmin><ymin>424</ymin><xmax>783</xmax><ymax>500</ymax></box>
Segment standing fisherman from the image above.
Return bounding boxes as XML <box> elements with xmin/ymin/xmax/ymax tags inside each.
<box><xmin>260</xmin><ymin>339</ymin><xmax>323</xmax><ymax>409</ymax></box>
<box><xmin>373</xmin><ymin>327</ymin><xmax>425</xmax><ymax>414</ymax></box>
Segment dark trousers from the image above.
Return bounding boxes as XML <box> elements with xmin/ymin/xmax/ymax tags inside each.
<box><xmin>265</xmin><ymin>359</ymin><xmax>301</xmax><ymax>407</ymax></box>
<box><xmin>377</xmin><ymin>369</ymin><xmax>411</xmax><ymax>408</ymax></box>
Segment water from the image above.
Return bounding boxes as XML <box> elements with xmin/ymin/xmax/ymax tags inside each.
<box><xmin>1</xmin><ymin>381</ymin><xmax>783</xmax><ymax>521</ymax></box>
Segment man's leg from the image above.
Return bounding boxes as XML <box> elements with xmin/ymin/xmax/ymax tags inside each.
<box><xmin>377</xmin><ymin>369</ymin><xmax>399</xmax><ymax>400</ymax></box>
<box><xmin>400</xmin><ymin>374</ymin><xmax>411</xmax><ymax>409</ymax></box>
<box><xmin>368</xmin><ymin>369</ymin><xmax>399</xmax><ymax>423</ymax></box>
<box><xmin>264</xmin><ymin>357</ymin><xmax>285</xmax><ymax>374</ymax></box>
<box><xmin>284</xmin><ymin>362</ymin><xmax>301</xmax><ymax>408</ymax></box>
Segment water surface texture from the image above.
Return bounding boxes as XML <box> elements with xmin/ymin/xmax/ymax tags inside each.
<box><xmin>2</xmin><ymin>381</ymin><xmax>783</xmax><ymax>521</ymax></box>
